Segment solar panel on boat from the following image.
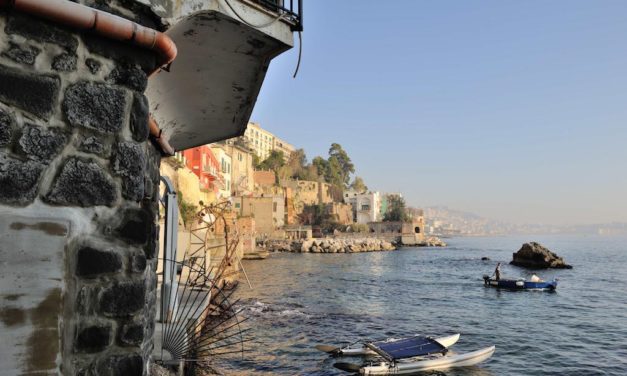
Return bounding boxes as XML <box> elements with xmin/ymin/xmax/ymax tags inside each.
<box><xmin>369</xmin><ymin>336</ymin><xmax>446</xmax><ymax>360</ymax></box>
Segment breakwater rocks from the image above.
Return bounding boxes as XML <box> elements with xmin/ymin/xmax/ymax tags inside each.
<box><xmin>267</xmin><ymin>238</ymin><xmax>397</xmax><ymax>253</ymax></box>
<box><xmin>424</xmin><ymin>236</ymin><xmax>447</xmax><ymax>247</ymax></box>
<box><xmin>511</xmin><ymin>242</ymin><xmax>572</xmax><ymax>269</ymax></box>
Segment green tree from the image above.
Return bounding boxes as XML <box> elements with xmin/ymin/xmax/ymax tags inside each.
<box><xmin>383</xmin><ymin>194</ymin><xmax>410</xmax><ymax>222</ymax></box>
<box><xmin>325</xmin><ymin>157</ymin><xmax>344</xmax><ymax>187</ymax></box>
<box><xmin>328</xmin><ymin>143</ymin><xmax>355</xmax><ymax>187</ymax></box>
<box><xmin>312</xmin><ymin>156</ymin><xmax>328</xmax><ymax>180</ymax></box>
<box><xmin>252</xmin><ymin>154</ymin><xmax>262</xmax><ymax>169</ymax></box>
<box><xmin>288</xmin><ymin>148</ymin><xmax>307</xmax><ymax>179</ymax></box>
<box><xmin>259</xmin><ymin>150</ymin><xmax>285</xmax><ymax>172</ymax></box>
<box><xmin>350</xmin><ymin>176</ymin><xmax>367</xmax><ymax>193</ymax></box>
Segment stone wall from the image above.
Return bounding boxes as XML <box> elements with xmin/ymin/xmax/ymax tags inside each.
<box><xmin>253</xmin><ymin>170</ymin><xmax>275</xmax><ymax>188</ymax></box>
<box><xmin>0</xmin><ymin>3</ymin><xmax>162</xmax><ymax>375</ymax></box>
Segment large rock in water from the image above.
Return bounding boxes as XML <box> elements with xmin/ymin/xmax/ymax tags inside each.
<box><xmin>511</xmin><ymin>242</ymin><xmax>572</xmax><ymax>269</ymax></box>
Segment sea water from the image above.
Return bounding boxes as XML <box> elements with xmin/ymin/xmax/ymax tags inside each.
<box><xmin>216</xmin><ymin>235</ymin><xmax>627</xmax><ymax>375</ymax></box>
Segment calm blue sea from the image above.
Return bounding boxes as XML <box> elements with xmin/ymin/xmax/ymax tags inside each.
<box><xmin>217</xmin><ymin>235</ymin><xmax>627</xmax><ymax>375</ymax></box>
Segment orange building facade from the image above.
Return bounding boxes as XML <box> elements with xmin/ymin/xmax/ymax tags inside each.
<box><xmin>182</xmin><ymin>145</ymin><xmax>221</xmax><ymax>193</ymax></box>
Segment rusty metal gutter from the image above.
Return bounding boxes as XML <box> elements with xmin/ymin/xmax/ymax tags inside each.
<box><xmin>0</xmin><ymin>0</ymin><xmax>177</xmax><ymax>154</ymax></box>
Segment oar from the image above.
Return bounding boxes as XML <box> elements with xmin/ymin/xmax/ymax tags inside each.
<box><xmin>315</xmin><ymin>344</ymin><xmax>341</xmax><ymax>354</ymax></box>
<box><xmin>333</xmin><ymin>362</ymin><xmax>361</xmax><ymax>373</ymax></box>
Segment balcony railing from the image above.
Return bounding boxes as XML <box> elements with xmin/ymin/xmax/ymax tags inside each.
<box><xmin>249</xmin><ymin>0</ymin><xmax>303</xmax><ymax>31</ymax></box>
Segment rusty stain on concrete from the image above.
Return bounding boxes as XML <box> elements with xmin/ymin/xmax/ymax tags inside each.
<box><xmin>24</xmin><ymin>288</ymin><xmax>62</xmax><ymax>374</ymax></box>
<box><xmin>10</xmin><ymin>221</ymin><xmax>69</xmax><ymax>236</ymax></box>
<box><xmin>3</xmin><ymin>293</ymin><xmax>25</xmax><ymax>301</ymax></box>
<box><xmin>0</xmin><ymin>306</ymin><xmax>27</xmax><ymax>327</ymax></box>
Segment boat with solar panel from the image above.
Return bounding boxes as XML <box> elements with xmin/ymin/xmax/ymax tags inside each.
<box><xmin>315</xmin><ymin>333</ymin><xmax>460</xmax><ymax>357</ymax></box>
<box><xmin>323</xmin><ymin>334</ymin><xmax>495</xmax><ymax>375</ymax></box>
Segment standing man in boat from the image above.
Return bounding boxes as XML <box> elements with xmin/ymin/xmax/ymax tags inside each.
<box><xmin>493</xmin><ymin>263</ymin><xmax>501</xmax><ymax>281</ymax></box>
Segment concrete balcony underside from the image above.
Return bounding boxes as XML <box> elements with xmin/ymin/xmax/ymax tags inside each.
<box><xmin>146</xmin><ymin>1</ymin><xmax>294</xmax><ymax>151</ymax></box>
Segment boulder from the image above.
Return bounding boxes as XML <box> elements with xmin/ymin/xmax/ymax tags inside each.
<box><xmin>510</xmin><ymin>242</ymin><xmax>572</xmax><ymax>269</ymax></box>
<box><xmin>301</xmin><ymin>240</ymin><xmax>313</xmax><ymax>253</ymax></box>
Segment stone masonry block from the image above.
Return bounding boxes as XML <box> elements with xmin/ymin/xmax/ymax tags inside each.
<box><xmin>95</xmin><ymin>353</ymin><xmax>143</xmax><ymax>376</ymax></box>
<box><xmin>52</xmin><ymin>52</ymin><xmax>78</xmax><ymax>72</ymax></box>
<box><xmin>0</xmin><ymin>63</ymin><xmax>61</xmax><ymax>120</ymax></box>
<box><xmin>75</xmin><ymin>324</ymin><xmax>112</xmax><ymax>353</ymax></box>
<box><xmin>112</xmin><ymin>142</ymin><xmax>145</xmax><ymax>178</ymax></box>
<box><xmin>123</xmin><ymin>174</ymin><xmax>144</xmax><ymax>202</ymax></box>
<box><xmin>63</xmin><ymin>82</ymin><xmax>126</xmax><ymax>133</ymax></box>
<box><xmin>106</xmin><ymin>63</ymin><xmax>147</xmax><ymax>92</ymax></box>
<box><xmin>76</xmin><ymin>246</ymin><xmax>123</xmax><ymax>278</ymax></box>
<box><xmin>144</xmin><ymin>221</ymin><xmax>158</xmax><ymax>259</ymax></box>
<box><xmin>130</xmin><ymin>93</ymin><xmax>149</xmax><ymax>142</ymax></box>
<box><xmin>114</xmin><ymin>208</ymin><xmax>151</xmax><ymax>246</ymax></box>
<box><xmin>46</xmin><ymin>157</ymin><xmax>117</xmax><ymax>207</ymax></box>
<box><xmin>118</xmin><ymin>321</ymin><xmax>144</xmax><ymax>347</ymax></box>
<box><xmin>18</xmin><ymin>124</ymin><xmax>67</xmax><ymax>162</ymax></box>
<box><xmin>112</xmin><ymin>142</ymin><xmax>145</xmax><ymax>201</ymax></box>
<box><xmin>99</xmin><ymin>281</ymin><xmax>145</xmax><ymax>317</ymax></box>
<box><xmin>0</xmin><ymin>156</ymin><xmax>45</xmax><ymax>205</ymax></box>
<box><xmin>6</xmin><ymin>13</ymin><xmax>79</xmax><ymax>52</ymax></box>
<box><xmin>2</xmin><ymin>42</ymin><xmax>40</xmax><ymax>65</ymax></box>
<box><xmin>0</xmin><ymin>108</ymin><xmax>15</xmax><ymax>147</ymax></box>
<box><xmin>130</xmin><ymin>252</ymin><xmax>147</xmax><ymax>273</ymax></box>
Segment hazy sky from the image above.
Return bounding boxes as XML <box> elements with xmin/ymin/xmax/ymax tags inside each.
<box><xmin>250</xmin><ymin>1</ymin><xmax>627</xmax><ymax>226</ymax></box>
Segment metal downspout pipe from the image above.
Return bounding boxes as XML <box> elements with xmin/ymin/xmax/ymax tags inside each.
<box><xmin>0</xmin><ymin>0</ymin><xmax>177</xmax><ymax>154</ymax></box>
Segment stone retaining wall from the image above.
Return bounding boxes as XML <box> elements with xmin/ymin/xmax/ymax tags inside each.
<box><xmin>0</xmin><ymin>2</ymin><xmax>161</xmax><ymax>375</ymax></box>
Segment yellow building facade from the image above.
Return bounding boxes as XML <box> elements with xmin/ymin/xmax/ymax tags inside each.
<box><xmin>244</xmin><ymin>122</ymin><xmax>294</xmax><ymax>161</ymax></box>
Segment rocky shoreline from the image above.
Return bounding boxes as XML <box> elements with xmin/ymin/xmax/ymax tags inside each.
<box><xmin>264</xmin><ymin>236</ymin><xmax>446</xmax><ymax>254</ymax></box>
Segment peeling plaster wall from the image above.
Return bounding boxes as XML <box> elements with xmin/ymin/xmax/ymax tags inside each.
<box><xmin>0</xmin><ymin>2</ymin><xmax>162</xmax><ymax>375</ymax></box>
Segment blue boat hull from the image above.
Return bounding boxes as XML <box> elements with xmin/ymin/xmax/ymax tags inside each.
<box><xmin>483</xmin><ymin>276</ymin><xmax>557</xmax><ymax>290</ymax></box>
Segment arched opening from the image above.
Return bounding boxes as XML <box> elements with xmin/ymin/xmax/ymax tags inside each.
<box><xmin>415</xmin><ymin>226</ymin><xmax>421</xmax><ymax>234</ymax></box>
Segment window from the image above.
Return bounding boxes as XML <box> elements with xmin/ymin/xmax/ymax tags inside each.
<box><xmin>238</xmin><ymin>153</ymin><xmax>242</xmax><ymax>161</ymax></box>
<box><xmin>273</xmin><ymin>202</ymin><xmax>278</xmax><ymax>212</ymax></box>
<box><xmin>361</xmin><ymin>205</ymin><xmax>370</xmax><ymax>211</ymax></box>
<box><xmin>235</xmin><ymin>203</ymin><xmax>240</xmax><ymax>208</ymax></box>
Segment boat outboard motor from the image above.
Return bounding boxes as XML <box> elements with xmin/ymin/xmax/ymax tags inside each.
<box><xmin>482</xmin><ymin>275</ymin><xmax>490</xmax><ymax>285</ymax></box>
